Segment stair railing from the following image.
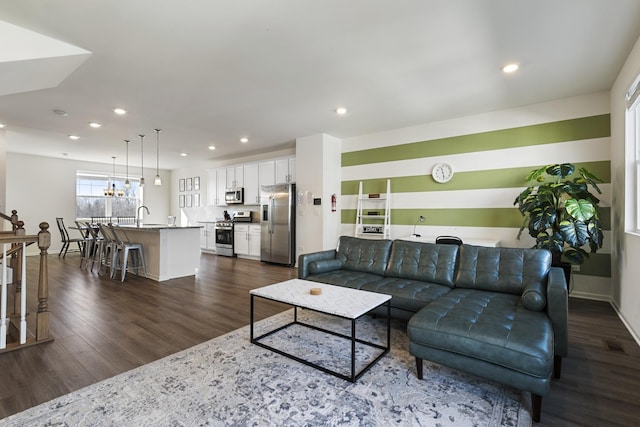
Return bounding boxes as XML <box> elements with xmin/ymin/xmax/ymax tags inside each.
<box><xmin>0</xmin><ymin>218</ymin><xmax>51</xmax><ymax>352</ymax></box>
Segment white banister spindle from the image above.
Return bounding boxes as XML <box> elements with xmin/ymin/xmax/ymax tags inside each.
<box><xmin>1</xmin><ymin>243</ymin><xmax>7</xmax><ymax>349</ymax></box>
<box><xmin>20</xmin><ymin>242</ymin><xmax>27</xmax><ymax>344</ymax></box>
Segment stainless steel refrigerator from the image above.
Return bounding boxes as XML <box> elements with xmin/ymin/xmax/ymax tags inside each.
<box><xmin>261</xmin><ymin>183</ymin><xmax>296</xmax><ymax>266</ymax></box>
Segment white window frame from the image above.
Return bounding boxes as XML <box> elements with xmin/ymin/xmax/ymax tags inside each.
<box><xmin>76</xmin><ymin>171</ymin><xmax>142</xmax><ymax>220</ymax></box>
<box><xmin>625</xmin><ymin>71</ymin><xmax>640</xmax><ymax>233</ymax></box>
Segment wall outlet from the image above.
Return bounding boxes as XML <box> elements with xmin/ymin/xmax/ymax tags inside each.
<box><xmin>571</xmin><ymin>265</ymin><xmax>580</xmax><ymax>272</ymax></box>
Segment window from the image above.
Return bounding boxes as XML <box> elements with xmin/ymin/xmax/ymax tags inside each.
<box><xmin>76</xmin><ymin>172</ymin><xmax>141</xmax><ymax>219</ymax></box>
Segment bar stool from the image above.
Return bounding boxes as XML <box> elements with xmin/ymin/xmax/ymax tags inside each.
<box><xmin>110</xmin><ymin>224</ymin><xmax>148</xmax><ymax>282</ymax></box>
<box><xmin>75</xmin><ymin>221</ymin><xmax>93</xmax><ymax>269</ymax></box>
<box><xmin>97</xmin><ymin>223</ymin><xmax>117</xmax><ymax>277</ymax></box>
<box><xmin>84</xmin><ymin>223</ymin><xmax>105</xmax><ymax>272</ymax></box>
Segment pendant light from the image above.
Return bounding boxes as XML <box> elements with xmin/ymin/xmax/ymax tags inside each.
<box><xmin>104</xmin><ymin>156</ymin><xmax>116</xmax><ymax>196</ymax></box>
<box><xmin>139</xmin><ymin>134</ymin><xmax>145</xmax><ymax>187</ymax></box>
<box><xmin>124</xmin><ymin>139</ymin><xmax>131</xmax><ymax>189</ymax></box>
<box><xmin>154</xmin><ymin>128</ymin><xmax>162</xmax><ymax>186</ymax></box>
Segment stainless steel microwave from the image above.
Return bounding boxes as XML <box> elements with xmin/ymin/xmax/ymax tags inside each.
<box><xmin>225</xmin><ymin>188</ymin><xmax>244</xmax><ymax>204</ymax></box>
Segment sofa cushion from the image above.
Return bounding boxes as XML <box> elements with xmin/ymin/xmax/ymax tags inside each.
<box><xmin>308</xmin><ymin>259</ymin><xmax>343</xmax><ymax>275</ymax></box>
<box><xmin>304</xmin><ymin>270</ymin><xmax>382</xmax><ymax>290</ymax></box>
<box><xmin>336</xmin><ymin>236</ymin><xmax>393</xmax><ymax>276</ymax></box>
<box><xmin>455</xmin><ymin>245</ymin><xmax>551</xmax><ymax>299</ymax></box>
<box><xmin>361</xmin><ymin>277</ymin><xmax>452</xmax><ymax>312</ymax></box>
<box><xmin>408</xmin><ymin>289</ymin><xmax>554</xmax><ymax>378</ymax></box>
<box><xmin>385</xmin><ymin>240</ymin><xmax>458</xmax><ymax>288</ymax></box>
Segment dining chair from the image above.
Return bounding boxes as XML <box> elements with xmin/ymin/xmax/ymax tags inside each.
<box><xmin>110</xmin><ymin>224</ymin><xmax>148</xmax><ymax>282</ymax></box>
<box><xmin>435</xmin><ymin>236</ymin><xmax>463</xmax><ymax>245</ymax></box>
<box><xmin>55</xmin><ymin>217</ymin><xmax>85</xmax><ymax>258</ymax></box>
<box><xmin>116</xmin><ymin>216</ymin><xmax>136</xmax><ymax>225</ymax></box>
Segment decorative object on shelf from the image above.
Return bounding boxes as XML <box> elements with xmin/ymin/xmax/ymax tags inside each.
<box><xmin>412</xmin><ymin>215</ymin><xmax>426</xmax><ymax>237</ymax></box>
<box><xmin>139</xmin><ymin>134</ymin><xmax>145</xmax><ymax>187</ymax></box>
<box><xmin>355</xmin><ymin>180</ymin><xmax>391</xmax><ymax>239</ymax></box>
<box><xmin>432</xmin><ymin>162</ymin><xmax>454</xmax><ymax>183</ymax></box>
<box><xmin>186</xmin><ymin>177</ymin><xmax>193</xmax><ymax>191</ymax></box>
<box><xmin>154</xmin><ymin>129</ymin><xmax>162</xmax><ymax>186</ymax></box>
<box><xmin>179</xmin><ymin>195</ymin><xmax>185</xmax><ymax>208</ymax></box>
<box><xmin>194</xmin><ymin>176</ymin><xmax>200</xmax><ymax>191</ymax></box>
<box><xmin>179</xmin><ymin>178</ymin><xmax>185</xmax><ymax>192</ymax></box>
<box><xmin>514</xmin><ymin>163</ymin><xmax>604</xmax><ymax>267</ymax></box>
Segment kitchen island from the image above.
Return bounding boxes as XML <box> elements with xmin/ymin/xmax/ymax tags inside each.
<box><xmin>118</xmin><ymin>224</ymin><xmax>202</xmax><ymax>281</ymax></box>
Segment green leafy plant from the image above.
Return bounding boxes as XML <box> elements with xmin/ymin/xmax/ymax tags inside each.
<box><xmin>514</xmin><ymin>163</ymin><xmax>604</xmax><ymax>265</ymax></box>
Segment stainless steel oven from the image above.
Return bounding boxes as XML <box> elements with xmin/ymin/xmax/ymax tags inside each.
<box><xmin>215</xmin><ymin>220</ymin><xmax>235</xmax><ymax>257</ymax></box>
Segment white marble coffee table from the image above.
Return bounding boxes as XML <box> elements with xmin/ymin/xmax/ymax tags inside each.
<box><xmin>250</xmin><ymin>278</ymin><xmax>391</xmax><ymax>382</ymax></box>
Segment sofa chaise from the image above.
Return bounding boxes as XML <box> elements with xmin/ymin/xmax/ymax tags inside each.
<box><xmin>298</xmin><ymin>236</ymin><xmax>568</xmax><ymax>422</ymax></box>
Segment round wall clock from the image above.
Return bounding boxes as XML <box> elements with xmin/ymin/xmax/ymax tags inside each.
<box><xmin>432</xmin><ymin>162</ymin><xmax>454</xmax><ymax>183</ymax></box>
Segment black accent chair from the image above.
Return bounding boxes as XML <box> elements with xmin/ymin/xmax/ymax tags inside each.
<box><xmin>435</xmin><ymin>235</ymin><xmax>463</xmax><ymax>245</ymax></box>
<box><xmin>55</xmin><ymin>217</ymin><xmax>85</xmax><ymax>258</ymax></box>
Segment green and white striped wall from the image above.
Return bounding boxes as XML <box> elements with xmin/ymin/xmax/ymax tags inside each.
<box><xmin>340</xmin><ymin>95</ymin><xmax>612</xmax><ymax>299</ymax></box>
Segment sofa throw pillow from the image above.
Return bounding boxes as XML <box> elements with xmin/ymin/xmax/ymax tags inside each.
<box><xmin>336</xmin><ymin>236</ymin><xmax>393</xmax><ymax>276</ymax></box>
<box><xmin>521</xmin><ymin>282</ymin><xmax>547</xmax><ymax>311</ymax></box>
<box><xmin>309</xmin><ymin>259</ymin><xmax>343</xmax><ymax>275</ymax></box>
<box><xmin>455</xmin><ymin>245</ymin><xmax>551</xmax><ymax>297</ymax></box>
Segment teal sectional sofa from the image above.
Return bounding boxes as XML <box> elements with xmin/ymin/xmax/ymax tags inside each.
<box><xmin>298</xmin><ymin>236</ymin><xmax>568</xmax><ymax>422</ymax></box>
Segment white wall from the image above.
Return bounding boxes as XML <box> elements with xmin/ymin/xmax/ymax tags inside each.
<box><xmin>6</xmin><ymin>152</ymin><xmax>171</xmax><ymax>254</ymax></box>
<box><xmin>0</xmin><ymin>129</ymin><xmax>6</xmax><ymax>229</ymax></box>
<box><xmin>611</xmin><ymin>33</ymin><xmax>640</xmax><ymax>343</ymax></box>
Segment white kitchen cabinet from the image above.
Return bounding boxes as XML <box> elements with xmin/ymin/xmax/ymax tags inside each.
<box><xmin>275</xmin><ymin>157</ymin><xmax>295</xmax><ymax>184</ymax></box>
<box><xmin>249</xmin><ymin>224</ymin><xmax>261</xmax><ymax>256</ymax></box>
<box><xmin>226</xmin><ymin>166</ymin><xmax>244</xmax><ymax>188</ymax></box>
<box><xmin>216</xmin><ymin>168</ymin><xmax>227</xmax><ymax>206</ymax></box>
<box><xmin>200</xmin><ymin>223</ymin><xmax>217</xmax><ymax>252</ymax></box>
<box><xmin>207</xmin><ymin>169</ymin><xmax>217</xmax><ymax>206</ymax></box>
<box><xmin>243</xmin><ymin>163</ymin><xmax>260</xmax><ymax>205</ymax></box>
<box><xmin>234</xmin><ymin>224</ymin><xmax>261</xmax><ymax>257</ymax></box>
<box><xmin>259</xmin><ymin>161</ymin><xmax>275</xmax><ymax>187</ymax></box>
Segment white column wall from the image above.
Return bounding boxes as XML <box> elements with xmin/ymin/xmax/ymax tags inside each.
<box><xmin>296</xmin><ymin>133</ymin><xmax>342</xmax><ymax>255</ymax></box>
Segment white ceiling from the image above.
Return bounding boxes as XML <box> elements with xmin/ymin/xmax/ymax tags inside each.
<box><xmin>1</xmin><ymin>0</ymin><xmax>640</xmax><ymax>170</ymax></box>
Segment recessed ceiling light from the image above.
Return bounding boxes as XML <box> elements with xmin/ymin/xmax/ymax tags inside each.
<box><xmin>113</xmin><ymin>108</ymin><xmax>127</xmax><ymax>115</ymax></box>
<box><xmin>0</xmin><ymin>123</ymin><xmax>6</xmax><ymax>128</ymax></box>
<box><xmin>69</xmin><ymin>135</ymin><xmax>80</xmax><ymax>140</ymax></box>
<box><xmin>180</xmin><ymin>152</ymin><xmax>188</xmax><ymax>157</ymax></box>
<box><xmin>336</xmin><ymin>107</ymin><xmax>348</xmax><ymax>115</ymax></box>
<box><xmin>240</xmin><ymin>137</ymin><xmax>249</xmax><ymax>143</ymax></box>
<box><xmin>502</xmin><ymin>63</ymin><xmax>519</xmax><ymax>73</ymax></box>
<box><xmin>89</xmin><ymin>122</ymin><xmax>102</xmax><ymax>128</ymax></box>
<box><xmin>53</xmin><ymin>109</ymin><xmax>68</xmax><ymax>116</ymax></box>
<box><xmin>208</xmin><ymin>145</ymin><xmax>216</xmax><ymax>150</ymax></box>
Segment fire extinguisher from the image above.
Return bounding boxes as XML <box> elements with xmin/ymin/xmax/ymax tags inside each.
<box><xmin>331</xmin><ymin>194</ymin><xmax>337</xmax><ymax>212</ymax></box>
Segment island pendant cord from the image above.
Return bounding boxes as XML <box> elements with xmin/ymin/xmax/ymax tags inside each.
<box><xmin>139</xmin><ymin>134</ymin><xmax>145</xmax><ymax>187</ymax></box>
<box><xmin>154</xmin><ymin>129</ymin><xmax>162</xmax><ymax>186</ymax></box>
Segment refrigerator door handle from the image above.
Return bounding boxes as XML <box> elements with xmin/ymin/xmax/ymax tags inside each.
<box><xmin>269</xmin><ymin>196</ymin><xmax>275</xmax><ymax>234</ymax></box>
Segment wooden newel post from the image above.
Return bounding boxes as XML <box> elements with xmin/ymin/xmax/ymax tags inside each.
<box><xmin>10</xmin><ymin>210</ymin><xmax>18</xmax><ymax>230</ymax></box>
<box><xmin>36</xmin><ymin>222</ymin><xmax>51</xmax><ymax>341</ymax></box>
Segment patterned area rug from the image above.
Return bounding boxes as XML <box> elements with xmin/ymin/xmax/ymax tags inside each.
<box><xmin>0</xmin><ymin>310</ymin><xmax>532</xmax><ymax>426</ymax></box>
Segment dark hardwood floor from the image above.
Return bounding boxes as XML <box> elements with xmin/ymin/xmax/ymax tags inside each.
<box><xmin>1</xmin><ymin>253</ymin><xmax>639</xmax><ymax>425</ymax></box>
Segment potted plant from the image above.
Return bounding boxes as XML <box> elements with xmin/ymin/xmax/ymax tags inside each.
<box><xmin>514</xmin><ymin>163</ymin><xmax>604</xmax><ymax>268</ymax></box>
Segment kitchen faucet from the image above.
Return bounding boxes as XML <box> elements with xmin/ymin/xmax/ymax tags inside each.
<box><xmin>136</xmin><ymin>205</ymin><xmax>150</xmax><ymax>227</ymax></box>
